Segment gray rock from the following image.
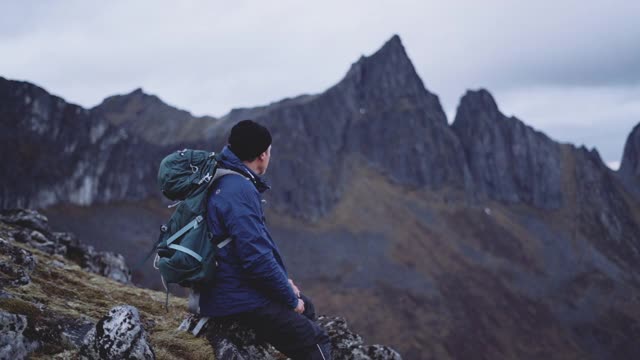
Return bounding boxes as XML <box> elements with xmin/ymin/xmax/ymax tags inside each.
<box><xmin>0</xmin><ymin>209</ymin><xmax>131</xmax><ymax>284</ymax></box>
<box><xmin>452</xmin><ymin>89</ymin><xmax>564</xmax><ymax>208</ymax></box>
<box><xmin>0</xmin><ymin>209</ymin><xmax>50</xmax><ymax>235</ymax></box>
<box><xmin>0</xmin><ymin>311</ymin><xmax>36</xmax><ymax>360</ymax></box>
<box><xmin>79</xmin><ymin>245</ymin><xmax>131</xmax><ymax>284</ymax></box>
<box><xmin>60</xmin><ymin>319</ymin><xmax>95</xmax><ymax>351</ymax></box>
<box><xmin>80</xmin><ymin>305</ymin><xmax>155</xmax><ymax>360</ymax></box>
<box><xmin>318</xmin><ymin>316</ymin><xmax>402</xmax><ymax>360</ymax></box>
<box><xmin>0</xmin><ymin>35</ymin><xmax>469</xmax><ymax>221</ymax></box>
<box><xmin>572</xmin><ymin>146</ymin><xmax>640</xmax><ymax>272</ymax></box>
<box><xmin>0</xmin><ymin>77</ymin><xmax>164</xmax><ymax>209</ymax></box>
<box><xmin>218</xmin><ymin>35</ymin><xmax>469</xmax><ymax>220</ymax></box>
<box><xmin>207</xmin><ymin>319</ymin><xmax>277</xmax><ymax>360</ymax></box>
<box><xmin>0</xmin><ymin>238</ymin><xmax>36</xmax><ymax>287</ymax></box>
<box><xmin>190</xmin><ymin>313</ymin><xmax>402</xmax><ymax>360</ymax></box>
<box><xmin>619</xmin><ymin>122</ymin><xmax>640</xmax><ymax>197</ymax></box>
<box><xmin>91</xmin><ymin>88</ymin><xmax>218</xmax><ymax>146</ymax></box>
<box><xmin>0</xmin><ymin>209</ymin><xmax>68</xmax><ymax>255</ymax></box>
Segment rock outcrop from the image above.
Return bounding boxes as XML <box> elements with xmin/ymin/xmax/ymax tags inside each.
<box><xmin>0</xmin><ymin>311</ymin><xmax>35</xmax><ymax>359</ymax></box>
<box><xmin>80</xmin><ymin>305</ymin><xmax>155</xmax><ymax>360</ymax></box>
<box><xmin>0</xmin><ymin>35</ymin><xmax>470</xmax><ymax>220</ymax></box>
<box><xmin>318</xmin><ymin>316</ymin><xmax>402</xmax><ymax>360</ymax></box>
<box><xmin>91</xmin><ymin>88</ymin><xmax>218</xmax><ymax>146</ymax></box>
<box><xmin>619</xmin><ymin>122</ymin><xmax>640</xmax><ymax>197</ymax></box>
<box><xmin>218</xmin><ymin>35</ymin><xmax>469</xmax><ymax>219</ymax></box>
<box><xmin>0</xmin><ymin>237</ymin><xmax>36</xmax><ymax>287</ymax></box>
<box><xmin>0</xmin><ymin>77</ymin><xmax>164</xmax><ymax>209</ymax></box>
<box><xmin>2</xmin><ymin>35</ymin><xmax>640</xmax><ymax>359</ymax></box>
<box><xmin>0</xmin><ymin>209</ymin><xmax>131</xmax><ymax>283</ymax></box>
<box><xmin>452</xmin><ymin>89</ymin><xmax>564</xmax><ymax>208</ymax></box>
<box><xmin>177</xmin><ymin>313</ymin><xmax>402</xmax><ymax>360</ymax></box>
<box><xmin>0</xmin><ymin>209</ymin><xmax>402</xmax><ymax>359</ymax></box>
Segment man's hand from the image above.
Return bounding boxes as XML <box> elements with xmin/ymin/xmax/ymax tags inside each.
<box><xmin>289</xmin><ymin>279</ymin><xmax>301</xmax><ymax>298</ymax></box>
<box><xmin>294</xmin><ymin>298</ymin><xmax>305</xmax><ymax>314</ymax></box>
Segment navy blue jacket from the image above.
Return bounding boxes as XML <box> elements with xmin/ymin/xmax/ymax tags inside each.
<box><xmin>200</xmin><ymin>146</ymin><xmax>298</xmax><ymax>317</ymax></box>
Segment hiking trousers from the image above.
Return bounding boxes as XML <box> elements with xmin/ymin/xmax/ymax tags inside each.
<box><xmin>228</xmin><ymin>293</ymin><xmax>332</xmax><ymax>360</ymax></box>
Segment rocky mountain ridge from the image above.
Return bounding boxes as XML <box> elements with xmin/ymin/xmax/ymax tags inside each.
<box><xmin>0</xmin><ymin>209</ymin><xmax>401</xmax><ymax>359</ymax></box>
<box><xmin>0</xmin><ymin>78</ymin><xmax>163</xmax><ymax>209</ymax></box>
<box><xmin>1</xmin><ymin>34</ymin><xmax>640</xmax><ymax>358</ymax></box>
<box><xmin>620</xmin><ymin>123</ymin><xmax>640</xmax><ymax>198</ymax></box>
<box><xmin>2</xmin><ymin>36</ymin><xmax>637</xmax><ymax>220</ymax></box>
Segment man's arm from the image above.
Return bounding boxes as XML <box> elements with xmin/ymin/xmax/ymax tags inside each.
<box><xmin>289</xmin><ymin>279</ymin><xmax>301</xmax><ymax>298</ymax></box>
<box><xmin>221</xmin><ymin>185</ymin><xmax>299</xmax><ymax>309</ymax></box>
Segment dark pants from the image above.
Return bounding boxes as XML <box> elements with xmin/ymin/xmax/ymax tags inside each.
<box><xmin>228</xmin><ymin>293</ymin><xmax>332</xmax><ymax>360</ymax></box>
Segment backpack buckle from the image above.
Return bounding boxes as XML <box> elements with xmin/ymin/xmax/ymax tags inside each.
<box><xmin>198</xmin><ymin>173</ymin><xmax>212</xmax><ymax>185</ymax></box>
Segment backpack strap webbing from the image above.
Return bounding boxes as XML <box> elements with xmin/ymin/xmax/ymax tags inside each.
<box><xmin>166</xmin><ymin>216</ymin><xmax>204</xmax><ymax>246</ymax></box>
<box><xmin>168</xmin><ymin>244</ymin><xmax>203</xmax><ymax>262</ymax></box>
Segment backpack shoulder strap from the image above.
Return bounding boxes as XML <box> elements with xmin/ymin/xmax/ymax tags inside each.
<box><xmin>207</xmin><ymin>168</ymin><xmax>247</xmax><ymax>250</ymax></box>
<box><xmin>212</xmin><ymin>168</ymin><xmax>247</xmax><ymax>182</ymax></box>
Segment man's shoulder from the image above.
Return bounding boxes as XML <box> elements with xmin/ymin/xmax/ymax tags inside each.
<box><xmin>214</xmin><ymin>172</ymin><xmax>257</xmax><ymax>198</ymax></box>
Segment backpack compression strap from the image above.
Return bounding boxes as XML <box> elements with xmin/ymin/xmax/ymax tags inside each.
<box><xmin>166</xmin><ymin>216</ymin><xmax>203</xmax><ymax>246</ymax></box>
<box><xmin>165</xmin><ymin>169</ymin><xmax>245</xmax><ymax>261</ymax></box>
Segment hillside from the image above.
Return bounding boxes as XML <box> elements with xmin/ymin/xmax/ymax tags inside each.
<box><xmin>0</xmin><ymin>210</ymin><xmax>213</xmax><ymax>359</ymax></box>
<box><xmin>2</xmin><ymin>34</ymin><xmax>640</xmax><ymax>359</ymax></box>
<box><xmin>0</xmin><ymin>209</ymin><xmax>400</xmax><ymax>359</ymax></box>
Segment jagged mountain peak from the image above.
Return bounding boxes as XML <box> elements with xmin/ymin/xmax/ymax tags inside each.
<box><xmin>456</xmin><ymin>88</ymin><xmax>501</xmax><ymax>121</ymax></box>
<box><xmin>621</xmin><ymin>123</ymin><xmax>640</xmax><ymax>173</ymax></box>
<box><xmin>338</xmin><ymin>34</ymin><xmax>429</xmax><ymax>101</ymax></box>
<box><xmin>129</xmin><ymin>87</ymin><xmax>145</xmax><ymax>95</ymax></box>
<box><xmin>452</xmin><ymin>89</ymin><xmax>566</xmax><ymax>209</ymax></box>
<box><xmin>344</xmin><ymin>34</ymin><xmax>414</xmax><ymax>77</ymax></box>
<box><xmin>90</xmin><ymin>87</ymin><xmax>217</xmax><ymax>146</ymax></box>
<box><xmin>372</xmin><ymin>33</ymin><xmax>404</xmax><ymax>58</ymax></box>
<box><xmin>620</xmin><ymin>122</ymin><xmax>640</xmax><ymax>194</ymax></box>
<box><xmin>94</xmin><ymin>87</ymin><xmax>163</xmax><ymax>113</ymax></box>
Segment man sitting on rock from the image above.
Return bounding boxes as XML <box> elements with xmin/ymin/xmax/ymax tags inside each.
<box><xmin>201</xmin><ymin>120</ymin><xmax>332</xmax><ymax>360</ymax></box>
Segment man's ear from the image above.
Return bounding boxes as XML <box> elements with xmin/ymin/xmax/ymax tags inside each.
<box><xmin>258</xmin><ymin>151</ymin><xmax>267</xmax><ymax>161</ymax></box>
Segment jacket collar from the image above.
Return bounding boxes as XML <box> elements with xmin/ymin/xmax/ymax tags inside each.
<box><xmin>219</xmin><ymin>145</ymin><xmax>271</xmax><ymax>193</ymax></box>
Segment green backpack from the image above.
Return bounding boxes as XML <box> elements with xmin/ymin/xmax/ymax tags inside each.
<box><xmin>154</xmin><ymin>149</ymin><xmax>241</xmax><ymax>306</ymax></box>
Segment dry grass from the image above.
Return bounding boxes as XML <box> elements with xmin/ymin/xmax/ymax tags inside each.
<box><xmin>0</xmin><ymin>223</ymin><xmax>213</xmax><ymax>359</ymax></box>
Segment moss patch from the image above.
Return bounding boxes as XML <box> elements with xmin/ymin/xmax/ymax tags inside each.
<box><xmin>2</xmin><ymin>240</ymin><xmax>214</xmax><ymax>359</ymax></box>
<box><xmin>0</xmin><ymin>297</ymin><xmax>43</xmax><ymax>319</ymax></box>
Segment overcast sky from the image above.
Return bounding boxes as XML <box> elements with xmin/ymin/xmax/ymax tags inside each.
<box><xmin>1</xmin><ymin>0</ymin><xmax>639</xmax><ymax>169</ymax></box>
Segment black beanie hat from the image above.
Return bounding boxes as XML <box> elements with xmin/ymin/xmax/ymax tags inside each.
<box><xmin>228</xmin><ymin>120</ymin><xmax>272</xmax><ymax>161</ymax></box>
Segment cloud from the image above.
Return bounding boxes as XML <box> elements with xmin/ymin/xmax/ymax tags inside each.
<box><xmin>493</xmin><ymin>84</ymin><xmax>640</xmax><ymax>164</ymax></box>
<box><xmin>0</xmin><ymin>0</ymin><xmax>638</xmax><ymax>164</ymax></box>
<box><xmin>607</xmin><ymin>161</ymin><xmax>621</xmax><ymax>171</ymax></box>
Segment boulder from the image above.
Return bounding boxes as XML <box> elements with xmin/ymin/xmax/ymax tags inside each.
<box><xmin>178</xmin><ymin>313</ymin><xmax>403</xmax><ymax>360</ymax></box>
<box><xmin>318</xmin><ymin>316</ymin><xmax>402</xmax><ymax>360</ymax></box>
<box><xmin>0</xmin><ymin>209</ymin><xmax>131</xmax><ymax>284</ymax></box>
<box><xmin>0</xmin><ymin>311</ymin><xmax>36</xmax><ymax>360</ymax></box>
<box><xmin>0</xmin><ymin>238</ymin><xmax>36</xmax><ymax>287</ymax></box>
<box><xmin>80</xmin><ymin>305</ymin><xmax>154</xmax><ymax>360</ymax></box>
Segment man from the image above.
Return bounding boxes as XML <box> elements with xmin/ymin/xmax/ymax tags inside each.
<box><xmin>201</xmin><ymin>120</ymin><xmax>332</xmax><ymax>360</ymax></box>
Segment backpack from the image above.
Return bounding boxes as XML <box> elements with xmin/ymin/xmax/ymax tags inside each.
<box><xmin>153</xmin><ymin>148</ymin><xmax>242</xmax><ymax>309</ymax></box>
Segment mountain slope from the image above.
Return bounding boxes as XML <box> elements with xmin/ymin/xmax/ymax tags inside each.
<box><xmin>452</xmin><ymin>89</ymin><xmax>564</xmax><ymax>208</ymax></box>
<box><xmin>91</xmin><ymin>88</ymin><xmax>219</xmax><ymax>146</ymax></box>
<box><xmin>620</xmin><ymin>123</ymin><xmax>640</xmax><ymax>198</ymax></box>
<box><xmin>0</xmin><ymin>77</ymin><xmax>165</xmax><ymax>209</ymax></box>
<box><xmin>2</xmin><ymin>35</ymin><xmax>640</xmax><ymax>358</ymax></box>
<box><xmin>214</xmin><ymin>35</ymin><xmax>469</xmax><ymax>220</ymax></box>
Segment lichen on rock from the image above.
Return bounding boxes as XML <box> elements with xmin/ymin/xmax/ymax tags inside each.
<box><xmin>80</xmin><ymin>305</ymin><xmax>155</xmax><ymax>360</ymax></box>
<box><xmin>0</xmin><ymin>310</ymin><xmax>37</xmax><ymax>360</ymax></box>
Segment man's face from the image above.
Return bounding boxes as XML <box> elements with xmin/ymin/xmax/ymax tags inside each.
<box><xmin>258</xmin><ymin>145</ymin><xmax>271</xmax><ymax>175</ymax></box>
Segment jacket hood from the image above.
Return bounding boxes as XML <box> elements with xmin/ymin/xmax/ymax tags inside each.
<box><xmin>219</xmin><ymin>145</ymin><xmax>271</xmax><ymax>193</ymax></box>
